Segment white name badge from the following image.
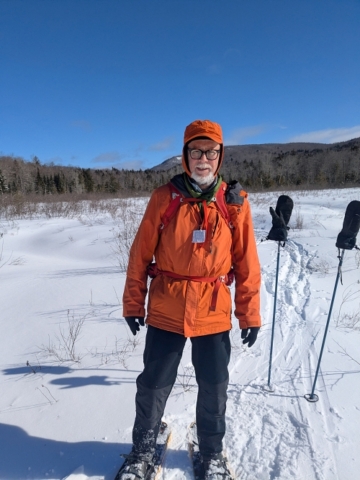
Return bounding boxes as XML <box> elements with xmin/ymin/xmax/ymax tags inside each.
<box><xmin>192</xmin><ymin>229</ymin><xmax>206</xmax><ymax>243</ymax></box>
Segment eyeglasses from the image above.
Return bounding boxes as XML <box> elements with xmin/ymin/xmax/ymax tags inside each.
<box><xmin>187</xmin><ymin>148</ymin><xmax>221</xmax><ymax>161</ymax></box>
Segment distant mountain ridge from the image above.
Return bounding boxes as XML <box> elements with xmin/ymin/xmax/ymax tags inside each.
<box><xmin>151</xmin><ymin>137</ymin><xmax>360</xmax><ymax>171</ymax></box>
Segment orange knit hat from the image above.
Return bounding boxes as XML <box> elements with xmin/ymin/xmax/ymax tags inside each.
<box><xmin>184</xmin><ymin>119</ymin><xmax>223</xmax><ymax>145</ymax></box>
<box><xmin>182</xmin><ymin>119</ymin><xmax>224</xmax><ymax>175</ymax></box>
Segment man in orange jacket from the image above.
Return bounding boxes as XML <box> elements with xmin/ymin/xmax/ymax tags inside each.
<box><xmin>121</xmin><ymin>119</ymin><xmax>261</xmax><ymax>479</ymax></box>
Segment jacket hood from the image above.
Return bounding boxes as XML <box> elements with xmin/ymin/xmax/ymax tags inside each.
<box><xmin>182</xmin><ymin>119</ymin><xmax>224</xmax><ymax>176</ymax></box>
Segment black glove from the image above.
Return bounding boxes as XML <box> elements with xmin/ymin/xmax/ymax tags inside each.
<box><xmin>336</xmin><ymin>200</ymin><xmax>360</xmax><ymax>250</ymax></box>
<box><xmin>124</xmin><ymin>316</ymin><xmax>145</xmax><ymax>336</ymax></box>
<box><xmin>241</xmin><ymin>327</ymin><xmax>260</xmax><ymax>347</ymax></box>
<box><xmin>267</xmin><ymin>208</ymin><xmax>288</xmax><ymax>241</ymax></box>
<box><xmin>267</xmin><ymin>195</ymin><xmax>294</xmax><ymax>242</ymax></box>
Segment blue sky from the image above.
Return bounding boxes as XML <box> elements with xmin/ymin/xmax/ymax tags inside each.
<box><xmin>1</xmin><ymin>0</ymin><xmax>360</xmax><ymax>170</ymax></box>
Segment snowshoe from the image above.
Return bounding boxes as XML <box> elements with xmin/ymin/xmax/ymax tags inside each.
<box><xmin>114</xmin><ymin>422</ymin><xmax>171</xmax><ymax>480</ymax></box>
<box><xmin>114</xmin><ymin>451</ymin><xmax>152</xmax><ymax>479</ymax></box>
<box><xmin>202</xmin><ymin>453</ymin><xmax>234</xmax><ymax>479</ymax></box>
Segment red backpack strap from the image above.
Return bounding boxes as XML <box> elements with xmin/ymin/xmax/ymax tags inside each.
<box><xmin>160</xmin><ymin>180</ymin><xmax>242</xmax><ymax>234</ymax></box>
<box><xmin>159</xmin><ymin>183</ymin><xmax>184</xmax><ymax>233</ymax></box>
<box><xmin>214</xmin><ymin>181</ymin><xmax>231</xmax><ymax>225</ymax></box>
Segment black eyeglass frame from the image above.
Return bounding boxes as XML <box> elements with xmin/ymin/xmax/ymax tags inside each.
<box><xmin>187</xmin><ymin>148</ymin><xmax>221</xmax><ymax>161</ymax></box>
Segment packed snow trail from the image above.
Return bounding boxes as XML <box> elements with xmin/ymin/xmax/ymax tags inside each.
<box><xmin>219</xmin><ymin>239</ymin><xmax>337</xmax><ymax>479</ymax></box>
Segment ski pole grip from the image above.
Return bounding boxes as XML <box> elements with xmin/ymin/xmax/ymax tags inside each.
<box><xmin>336</xmin><ymin>200</ymin><xmax>360</xmax><ymax>250</ymax></box>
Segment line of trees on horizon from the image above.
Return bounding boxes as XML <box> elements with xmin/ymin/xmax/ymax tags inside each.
<box><xmin>0</xmin><ymin>155</ymin><xmax>176</xmax><ymax>197</ymax></box>
<box><xmin>1</xmin><ymin>139</ymin><xmax>360</xmax><ymax>198</ymax></box>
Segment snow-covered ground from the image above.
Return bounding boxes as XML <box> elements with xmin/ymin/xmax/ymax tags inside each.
<box><xmin>1</xmin><ymin>188</ymin><xmax>360</xmax><ymax>480</ymax></box>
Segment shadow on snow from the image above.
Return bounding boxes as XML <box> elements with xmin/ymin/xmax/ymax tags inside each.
<box><xmin>0</xmin><ymin>423</ymin><xmax>129</xmax><ymax>479</ymax></box>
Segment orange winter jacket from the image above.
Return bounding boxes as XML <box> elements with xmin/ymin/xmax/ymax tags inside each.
<box><xmin>122</xmin><ymin>176</ymin><xmax>261</xmax><ymax>338</ymax></box>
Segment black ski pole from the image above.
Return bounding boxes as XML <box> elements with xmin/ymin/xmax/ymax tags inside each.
<box><xmin>267</xmin><ymin>240</ymin><xmax>281</xmax><ymax>391</ymax></box>
<box><xmin>304</xmin><ymin>249</ymin><xmax>345</xmax><ymax>403</ymax></box>
<box><xmin>305</xmin><ymin>200</ymin><xmax>360</xmax><ymax>403</ymax></box>
<box><xmin>265</xmin><ymin>195</ymin><xmax>294</xmax><ymax>391</ymax></box>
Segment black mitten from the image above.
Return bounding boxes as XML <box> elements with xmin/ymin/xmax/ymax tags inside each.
<box><xmin>124</xmin><ymin>316</ymin><xmax>145</xmax><ymax>336</ymax></box>
<box><xmin>267</xmin><ymin>195</ymin><xmax>294</xmax><ymax>242</ymax></box>
<box><xmin>241</xmin><ymin>327</ymin><xmax>260</xmax><ymax>347</ymax></box>
<box><xmin>336</xmin><ymin>200</ymin><xmax>360</xmax><ymax>250</ymax></box>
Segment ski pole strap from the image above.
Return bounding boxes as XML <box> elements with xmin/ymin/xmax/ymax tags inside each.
<box><xmin>337</xmin><ymin>249</ymin><xmax>344</xmax><ymax>285</ymax></box>
<box><xmin>146</xmin><ymin>263</ymin><xmax>234</xmax><ymax>311</ymax></box>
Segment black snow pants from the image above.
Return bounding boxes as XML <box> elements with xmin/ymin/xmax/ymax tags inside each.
<box><xmin>132</xmin><ymin>325</ymin><xmax>230</xmax><ymax>460</ymax></box>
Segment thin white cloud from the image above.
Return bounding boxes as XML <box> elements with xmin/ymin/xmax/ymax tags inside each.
<box><xmin>116</xmin><ymin>159</ymin><xmax>144</xmax><ymax>170</ymax></box>
<box><xmin>45</xmin><ymin>156</ymin><xmax>64</xmax><ymax>165</ymax></box>
<box><xmin>288</xmin><ymin>126</ymin><xmax>360</xmax><ymax>144</ymax></box>
<box><xmin>92</xmin><ymin>152</ymin><xmax>123</xmax><ymax>164</ymax></box>
<box><xmin>148</xmin><ymin>136</ymin><xmax>175</xmax><ymax>152</ymax></box>
<box><xmin>92</xmin><ymin>152</ymin><xmax>145</xmax><ymax>170</ymax></box>
<box><xmin>224</xmin><ymin>125</ymin><xmax>266</xmax><ymax>145</ymax></box>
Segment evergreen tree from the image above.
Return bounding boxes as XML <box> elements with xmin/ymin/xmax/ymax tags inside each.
<box><xmin>54</xmin><ymin>173</ymin><xmax>65</xmax><ymax>193</ymax></box>
<box><xmin>0</xmin><ymin>169</ymin><xmax>7</xmax><ymax>193</ymax></box>
<box><xmin>34</xmin><ymin>168</ymin><xmax>45</xmax><ymax>194</ymax></box>
<box><xmin>45</xmin><ymin>175</ymin><xmax>56</xmax><ymax>194</ymax></box>
<box><xmin>82</xmin><ymin>169</ymin><xmax>94</xmax><ymax>193</ymax></box>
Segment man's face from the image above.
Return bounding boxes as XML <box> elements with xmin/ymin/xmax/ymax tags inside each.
<box><xmin>187</xmin><ymin>139</ymin><xmax>220</xmax><ymax>189</ymax></box>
